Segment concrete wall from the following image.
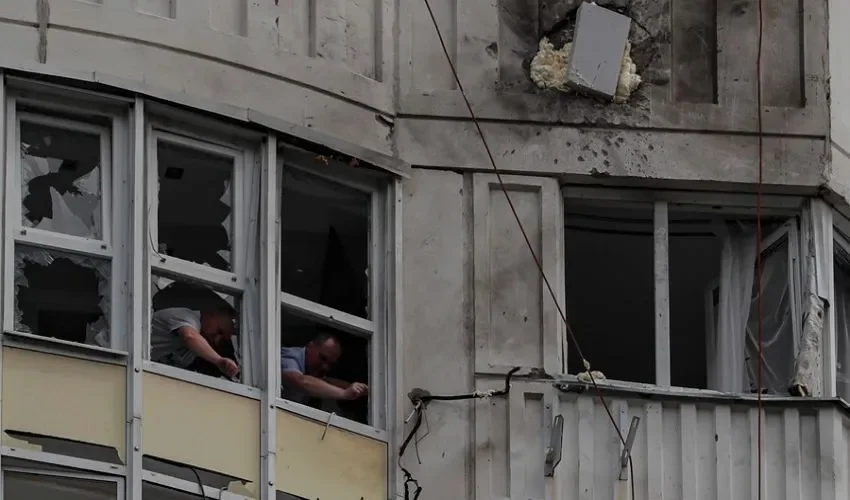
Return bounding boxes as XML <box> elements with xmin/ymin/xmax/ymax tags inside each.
<box><xmin>0</xmin><ymin>0</ymin><xmax>831</xmax><ymax>189</ymax></box>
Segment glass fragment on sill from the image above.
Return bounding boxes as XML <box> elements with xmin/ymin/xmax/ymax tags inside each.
<box><xmin>14</xmin><ymin>245</ymin><xmax>110</xmax><ymax>347</ymax></box>
<box><xmin>20</xmin><ymin>122</ymin><xmax>103</xmax><ymax>239</ymax></box>
<box><xmin>157</xmin><ymin>141</ymin><xmax>234</xmax><ymax>271</ymax></box>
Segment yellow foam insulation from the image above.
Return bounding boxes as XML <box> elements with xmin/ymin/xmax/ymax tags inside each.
<box><xmin>530</xmin><ymin>37</ymin><xmax>642</xmax><ymax>102</ymax></box>
<box><xmin>1</xmin><ymin>347</ymin><xmax>126</xmax><ymax>459</ymax></box>
<box><xmin>142</xmin><ymin>373</ymin><xmax>260</xmax><ymax>483</ymax></box>
<box><xmin>276</xmin><ymin>409</ymin><xmax>387</xmax><ymax>500</ymax></box>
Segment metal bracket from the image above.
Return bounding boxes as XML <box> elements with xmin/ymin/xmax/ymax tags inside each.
<box><xmin>618</xmin><ymin>409</ymin><xmax>641</xmax><ymax>481</ymax></box>
<box><xmin>544</xmin><ymin>414</ymin><xmax>564</xmax><ymax>477</ymax></box>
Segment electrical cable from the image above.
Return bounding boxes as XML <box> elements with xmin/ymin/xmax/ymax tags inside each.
<box><xmin>755</xmin><ymin>0</ymin><xmax>766</xmax><ymax>498</ymax></box>
<box><xmin>416</xmin><ymin>1</ymin><xmax>636</xmax><ymax>499</ymax></box>
<box><xmin>149</xmin><ymin>457</ymin><xmax>208</xmax><ymax>500</ymax></box>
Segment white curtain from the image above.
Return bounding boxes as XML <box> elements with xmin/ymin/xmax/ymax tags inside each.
<box><xmin>241</xmin><ymin>156</ymin><xmax>263</xmax><ymax>387</ymax></box>
<box><xmin>711</xmin><ymin>223</ymin><xmax>757</xmax><ymax>393</ymax></box>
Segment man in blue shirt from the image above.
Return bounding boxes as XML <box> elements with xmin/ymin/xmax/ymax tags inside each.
<box><xmin>280</xmin><ymin>331</ymin><xmax>368</xmax><ymax>405</ymax></box>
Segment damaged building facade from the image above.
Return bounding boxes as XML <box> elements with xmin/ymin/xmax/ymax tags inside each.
<box><xmin>0</xmin><ymin>0</ymin><xmax>846</xmax><ymax>499</ymax></box>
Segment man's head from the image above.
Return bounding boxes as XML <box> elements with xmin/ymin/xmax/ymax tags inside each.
<box><xmin>304</xmin><ymin>331</ymin><xmax>342</xmax><ymax>377</ymax></box>
<box><xmin>200</xmin><ymin>305</ymin><xmax>237</xmax><ymax>348</ymax></box>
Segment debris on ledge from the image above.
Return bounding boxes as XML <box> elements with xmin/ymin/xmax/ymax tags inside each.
<box><xmin>530</xmin><ymin>37</ymin><xmax>642</xmax><ymax>103</ymax></box>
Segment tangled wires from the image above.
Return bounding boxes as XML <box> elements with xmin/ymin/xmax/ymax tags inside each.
<box><xmin>398</xmin><ymin>367</ymin><xmax>520</xmax><ymax>500</ymax></box>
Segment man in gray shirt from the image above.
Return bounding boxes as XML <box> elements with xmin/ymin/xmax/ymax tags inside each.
<box><xmin>281</xmin><ymin>332</ymin><xmax>368</xmax><ymax>405</ymax></box>
<box><xmin>150</xmin><ymin>306</ymin><xmax>240</xmax><ymax>379</ymax></box>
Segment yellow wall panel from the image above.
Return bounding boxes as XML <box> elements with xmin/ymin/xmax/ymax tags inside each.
<box><xmin>276</xmin><ymin>409</ymin><xmax>387</xmax><ymax>500</ymax></box>
<box><xmin>142</xmin><ymin>372</ymin><xmax>260</xmax><ymax>483</ymax></box>
<box><xmin>1</xmin><ymin>347</ymin><xmax>126</xmax><ymax>459</ymax></box>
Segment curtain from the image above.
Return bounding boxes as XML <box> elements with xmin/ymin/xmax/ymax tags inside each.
<box><xmin>711</xmin><ymin>223</ymin><xmax>757</xmax><ymax>392</ymax></box>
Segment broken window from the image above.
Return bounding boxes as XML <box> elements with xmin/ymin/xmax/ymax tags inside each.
<box><xmin>280</xmin><ymin>162</ymin><xmax>371</xmax><ymax>319</ymax></box>
<box><xmin>150</xmin><ymin>274</ymin><xmax>243</xmax><ymax>383</ymax></box>
<box><xmin>5</xmin><ymin>96</ymin><xmax>123</xmax><ymax>352</ymax></box>
<box><xmin>147</xmin><ymin>125</ymin><xmax>260</xmax><ymax>388</ymax></box>
<box><xmin>14</xmin><ymin>245</ymin><xmax>110</xmax><ymax>347</ymax></box>
<box><xmin>18</xmin><ymin>115</ymin><xmax>107</xmax><ymax>240</ymax></box>
<box><xmin>564</xmin><ymin>200</ymin><xmax>656</xmax><ymax>383</ymax></box>
<box><xmin>154</xmin><ymin>136</ymin><xmax>235</xmax><ymax>271</ymax></box>
<box><xmin>4</xmin><ymin>467</ymin><xmax>120</xmax><ymax>500</ymax></box>
<box><xmin>278</xmin><ymin>148</ymin><xmax>383</xmax><ymax>429</ymax></box>
<box><xmin>280</xmin><ymin>308</ymin><xmax>371</xmax><ymax>425</ymax></box>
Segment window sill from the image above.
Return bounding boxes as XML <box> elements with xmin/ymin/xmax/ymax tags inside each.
<box><xmin>554</xmin><ymin>374</ymin><xmax>850</xmax><ymax>410</ymax></box>
<box><xmin>275</xmin><ymin>398</ymin><xmax>388</xmax><ymax>443</ymax></box>
<box><xmin>2</xmin><ymin>330</ymin><xmax>127</xmax><ymax>365</ymax></box>
<box><xmin>143</xmin><ymin>361</ymin><xmax>262</xmax><ymax>400</ymax></box>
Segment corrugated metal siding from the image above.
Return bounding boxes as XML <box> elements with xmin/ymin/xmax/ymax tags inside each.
<box><xmin>474</xmin><ymin>380</ymin><xmax>842</xmax><ymax>500</ymax></box>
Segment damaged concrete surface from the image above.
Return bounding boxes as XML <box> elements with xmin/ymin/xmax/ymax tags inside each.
<box><xmin>528</xmin><ymin>0</ymin><xmax>661</xmax><ymax>105</ymax></box>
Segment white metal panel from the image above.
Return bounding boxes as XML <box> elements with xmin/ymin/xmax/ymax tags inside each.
<box><xmin>473</xmin><ymin>381</ymin><xmax>831</xmax><ymax>500</ymax></box>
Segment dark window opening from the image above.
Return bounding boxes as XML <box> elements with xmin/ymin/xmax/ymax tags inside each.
<box><xmin>280</xmin><ymin>167</ymin><xmax>370</xmax><ymax>319</ymax></box>
<box><xmin>280</xmin><ymin>308</ymin><xmax>370</xmax><ymax>425</ymax></box>
<box><xmin>14</xmin><ymin>245</ymin><xmax>110</xmax><ymax>347</ymax></box>
<box><xmin>156</xmin><ymin>140</ymin><xmax>233</xmax><ymax>271</ymax></box>
<box><xmin>565</xmin><ymin>202</ymin><xmax>656</xmax><ymax>383</ymax></box>
<box><xmin>5</xmin><ymin>469</ymin><xmax>117</xmax><ymax>500</ymax></box>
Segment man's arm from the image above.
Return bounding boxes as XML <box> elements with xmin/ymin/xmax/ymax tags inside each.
<box><xmin>176</xmin><ymin>326</ymin><xmax>239</xmax><ymax>378</ymax></box>
<box><xmin>282</xmin><ymin>371</ymin><xmax>366</xmax><ymax>400</ymax></box>
<box><xmin>324</xmin><ymin>377</ymin><xmax>351</xmax><ymax>389</ymax></box>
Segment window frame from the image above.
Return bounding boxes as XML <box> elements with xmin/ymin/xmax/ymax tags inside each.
<box><xmin>144</xmin><ymin>116</ymin><xmax>262</xmax><ymax>389</ymax></box>
<box><xmin>2</xmin><ymin>92</ymin><xmax>130</xmax><ymax>352</ymax></box>
<box><xmin>562</xmin><ymin>186</ymin><xmax>809</xmax><ymax>394</ymax></box>
<box><xmin>3</xmin><ymin>465</ymin><xmax>125</xmax><ymax>500</ymax></box>
<box><xmin>275</xmin><ymin>145</ymin><xmax>390</xmax><ymax>439</ymax></box>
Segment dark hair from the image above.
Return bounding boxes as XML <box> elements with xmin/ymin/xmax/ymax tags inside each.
<box><xmin>208</xmin><ymin>304</ymin><xmax>237</xmax><ymax>318</ymax></box>
<box><xmin>311</xmin><ymin>330</ymin><xmax>340</xmax><ymax>347</ymax></box>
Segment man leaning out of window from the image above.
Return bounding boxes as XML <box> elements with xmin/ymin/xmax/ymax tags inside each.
<box><xmin>280</xmin><ymin>331</ymin><xmax>368</xmax><ymax>405</ymax></box>
<box><xmin>150</xmin><ymin>305</ymin><xmax>240</xmax><ymax>379</ymax></box>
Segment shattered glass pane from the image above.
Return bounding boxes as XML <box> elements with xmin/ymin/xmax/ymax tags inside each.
<box><xmin>14</xmin><ymin>245</ymin><xmax>110</xmax><ymax>347</ymax></box>
<box><xmin>157</xmin><ymin>141</ymin><xmax>234</xmax><ymax>271</ymax></box>
<box><xmin>151</xmin><ymin>274</ymin><xmax>242</xmax><ymax>381</ymax></box>
<box><xmin>20</xmin><ymin>120</ymin><xmax>103</xmax><ymax>239</ymax></box>
<box><xmin>280</xmin><ymin>167</ymin><xmax>371</xmax><ymax>318</ymax></box>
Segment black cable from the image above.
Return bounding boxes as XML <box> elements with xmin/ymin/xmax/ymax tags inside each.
<box><xmin>149</xmin><ymin>457</ymin><xmax>208</xmax><ymax>500</ymax></box>
<box><xmin>420</xmin><ymin>1</ymin><xmax>638</xmax><ymax>498</ymax></box>
<box><xmin>398</xmin><ymin>367</ymin><xmax>519</xmax><ymax>500</ymax></box>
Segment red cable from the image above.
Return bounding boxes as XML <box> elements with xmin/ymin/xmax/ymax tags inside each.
<box><xmin>755</xmin><ymin>0</ymin><xmax>765</xmax><ymax>498</ymax></box>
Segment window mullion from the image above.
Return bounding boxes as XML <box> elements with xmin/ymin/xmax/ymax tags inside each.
<box><xmin>3</xmin><ymin>95</ymin><xmax>17</xmax><ymax>333</ymax></box>
<box><xmin>654</xmin><ymin>200</ymin><xmax>671</xmax><ymax>387</ymax></box>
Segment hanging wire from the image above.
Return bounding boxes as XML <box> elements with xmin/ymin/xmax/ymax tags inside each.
<box><xmin>755</xmin><ymin>0</ymin><xmax>766</xmax><ymax>497</ymax></box>
<box><xmin>411</xmin><ymin>2</ymin><xmax>638</xmax><ymax>499</ymax></box>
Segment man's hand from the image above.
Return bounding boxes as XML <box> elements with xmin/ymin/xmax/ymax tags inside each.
<box><xmin>343</xmin><ymin>382</ymin><xmax>369</xmax><ymax>400</ymax></box>
<box><xmin>216</xmin><ymin>357</ymin><xmax>240</xmax><ymax>378</ymax></box>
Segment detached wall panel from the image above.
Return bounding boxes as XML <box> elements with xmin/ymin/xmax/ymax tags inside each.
<box><xmin>473</xmin><ymin>174</ymin><xmax>563</xmax><ymax>374</ymax></box>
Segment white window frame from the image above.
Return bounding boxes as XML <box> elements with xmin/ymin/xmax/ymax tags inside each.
<box><xmin>832</xmin><ymin>226</ymin><xmax>850</xmax><ymax>399</ymax></box>
<box><xmin>276</xmin><ymin>146</ymin><xmax>390</xmax><ymax>441</ymax></box>
<box><xmin>3</xmin><ymin>465</ymin><xmax>124</xmax><ymax>500</ymax></box>
<box><xmin>703</xmin><ymin>220</ymin><xmax>803</xmax><ymax>391</ymax></box>
<box><xmin>142</xmin><ymin>471</ymin><xmax>253</xmax><ymax>500</ymax></box>
<box><xmin>2</xmin><ymin>92</ymin><xmax>129</xmax><ymax>352</ymax></box>
<box><xmin>144</xmin><ymin>116</ymin><xmax>261</xmax><ymax>389</ymax></box>
<box><xmin>562</xmin><ymin>186</ymin><xmax>808</xmax><ymax>394</ymax></box>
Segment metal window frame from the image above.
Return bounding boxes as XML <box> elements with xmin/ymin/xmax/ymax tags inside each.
<box><xmin>2</xmin><ymin>92</ymin><xmax>129</xmax><ymax>352</ymax></box>
<box><xmin>277</xmin><ymin>149</ymin><xmax>389</xmax><ymax>433</ymax></box>
<box><xmin>3</xmin><ymin>463</ymin><xmax>125</xmax><ymax>500</ymax></box>
<box><xmin>144</xmin><ymin>116</ymin><xmax>263</xmax><ymax>389</ymax></box>
<box><xmin>563</xmin><ymin>186</ymin><xmax>808</xmax><ymax>392</ymax></box>
<box><xmin>0</xmin><ymin>74</ymin><xmax>401</xmax><ymax>500</ymax></box>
